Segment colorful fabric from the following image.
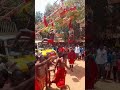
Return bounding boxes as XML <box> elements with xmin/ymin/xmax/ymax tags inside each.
<box><xmin>69</xmin><ymin>19</ymin><xmax>73</xmax><ymax>29</ymax></box>
<box><xmin>43</xmin><ymin>16</ymin><xmax>48</xmax><ymax>27</ymax></box>
<box><xmin>58</xmin><ymin>47</ymin><xmax>65</xmax><ymax>53</ymax></box>
<box><xmin>68</xmin><ymin>51</ymin><xmax>76</xmax><ymax>64</ymax></box>
<box><xmin>54</xmin><ymin>67</ymin><xmax>66</xmax><ymax>88</ymax></box>
<box><xmin>35</xmin><ymin>64</ymin><xmax>46</xmax><ymax>90</ymax></box>
<box><xmin>35</xmin><ymin>79</ymin><xmax>42</xmax><ymax>90</ymax></box>
<box><xmin>47</xmin><ymin>39</ymin><xmax>54</xmax><ymax>44</ymax></box>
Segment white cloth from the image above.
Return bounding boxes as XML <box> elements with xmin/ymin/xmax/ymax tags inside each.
<box><xmin>95</xmin><ymin>49</ymin><xmax>107</xmax><ymax>64</ymax></box>
<box><xmin>74</xmin><ymin>46</ymin><xmax>80</xmax><ymax>54</ymax></box>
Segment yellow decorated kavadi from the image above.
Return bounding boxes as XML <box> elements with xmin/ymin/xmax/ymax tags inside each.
<box><xmin>35</xmin><ymin>40</ymin><xmax>58</xmax><ymax>90</ymax></box>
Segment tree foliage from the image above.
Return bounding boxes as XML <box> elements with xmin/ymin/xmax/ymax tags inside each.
<box><xmin>35</xmin><ymin>11</ymin><xmax>43</xmax><ymax>23</ymax></box>
<box><xmin>36</xmin><ymin>0</ymin><xmax>85</xmax><ymax>41</ymax></box>
<box><xmin>44</xmin><ymin>3</ymin><xmax>54</xmax><ymax>16</ymax></box>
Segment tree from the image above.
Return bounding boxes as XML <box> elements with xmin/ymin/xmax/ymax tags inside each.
<box><xmin>44</xmin><ymin>3</ymin><xmax>53</xmax><ymax>16</ymax></box>
<box><xmin>35</xmin><ymin>11</ymin><xmax>43</xmax><ymax>23</ymax></box>
<box><xmin>73</xmin><ymin>21</ymin><xmax>80</xmax><ymax>40</ymax></box>
<box><xmin>37</xmin><ymin>0</ymin><xmax>85</xmax><ymax>41</ymax></box>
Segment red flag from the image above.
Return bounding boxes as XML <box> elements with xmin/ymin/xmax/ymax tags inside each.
<box><xmin>69</xmin><ymin>19</ymin><xmax>73</xmax><ymax>29</ymax></box>
<box><xmin>60</xmin><ymin>10</ymin><xmax>66</xmax><ymax>17</ymax></box>
<box><xmin>47</xmin><ymin>39</ymin><xmax>54</xmax><ymax>44</ymax></box>
<box><xmin>51</xmin><ymin>20</ymin><xmax>54</xmax><ymax>27</ymax></box>
<box><xmin>70</xmin><ymin>6</ymin><xmax>76</xmax><ymax>11</ymax></box>
<box><xmin>43</xmin><ymin>16</ymin><xmax>48</xmax><ymax>27</ymax></box>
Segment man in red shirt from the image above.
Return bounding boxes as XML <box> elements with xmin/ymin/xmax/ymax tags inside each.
<box><xmin>58</xmin><ymin>46</ymin><xmax>65</xmax><ymax>53</ymax></box>
<box><xmin>68</xmin><ymin>48</ymin><xmax>76</xmax><ymax>72</ymax></box>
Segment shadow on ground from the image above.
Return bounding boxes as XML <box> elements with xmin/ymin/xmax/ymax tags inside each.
<box><xmin>67</xmin><ymin>64</ymin><xmax>85</xmax><ymax>81</ymax></box>
<box><xmin>72</xmin><ymin>78</ymin><xmax>79</xmax><ymax>82</ymax></box>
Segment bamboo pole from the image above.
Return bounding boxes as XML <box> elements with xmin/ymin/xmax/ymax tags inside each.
<box><xmin>0</xmin><ymin>3</ymin><xmax>24</xmax><ymax>20</ymax></box>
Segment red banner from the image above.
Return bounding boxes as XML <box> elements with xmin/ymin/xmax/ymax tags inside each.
<box><xmin>70</xmin><ymin>6</ymin><xmax>76</xmax><ymax>11</ymax></box>
<box><xmin>43</xmin><ymin>16</ymin><xmax>48</xmax><ymax>27</ymax></box>
<box><xmin>68</xmin><ymin>19</ymin><xmax>73</xmax><ymax>29</ymax></box>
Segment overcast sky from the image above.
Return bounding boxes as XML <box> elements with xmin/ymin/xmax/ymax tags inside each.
<box><xmin>35</xmin><ymin>0</ymin><xmax>60</xmax><ymax>14</ymax></box>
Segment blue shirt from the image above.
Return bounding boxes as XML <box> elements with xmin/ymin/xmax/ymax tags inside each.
<box><xmin>107</xmin><ymin>52</ymin><xmax>113</xmax><ymax>63</ymax></box>
<box><xmin>80</xmin><ymin>48</ymin><xmax>84</xmax><ymax>54</ymax></box>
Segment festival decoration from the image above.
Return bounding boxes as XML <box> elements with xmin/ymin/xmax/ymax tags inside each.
<box><xmin>60</xmin><ymin>8</ymin><xmax>68</xmax><ymax>17</ymax></box>
<box><xmin>70</xmin><ymin>16</ymin><xmax>74</xmax><ymax>20</ymax></box>
<box><xmin>43</xmin><ymin>16</ymin><xmax>48</xmax><ymax>27</ymax></box>
<box><xmin>47</xmin><ymin>39</ymin><xmax>54</xmax><ymax>44</ymax></box>
<box><xmin>70</xmin><ymin>6</ymin><xmax>77</xmax><ymax>11</ymax></box>
<box><xmin>35</xmin><ymin>0</ymin><xmax>84</xmax><ymax>43</ymax></box>
<box><xmin>56</xmin><ymin>33</ymin><xmax>63</xmax><ymax>37</ymax></box>
<box><xmin>51</xmin><ymin>20</ymin><xmax>54</xmax><ymax>27</ymax></box>
<box><xmin>68</xmin><ymin>19</ymin><xmax>73</xmax><ymax>29</ymax></box>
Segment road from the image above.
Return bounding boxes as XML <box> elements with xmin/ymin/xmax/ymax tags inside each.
<box><xmin>49</xmin><ymin>59</ymin><xmax>120</xmax><ymax>90</ymax></box>
<box><xmin>50</xmin><ymin>60</ymin><xmax>85</xmax><ymax>90</ymax></box>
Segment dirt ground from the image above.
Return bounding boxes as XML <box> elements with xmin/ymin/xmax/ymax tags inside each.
<box><xmin>94</xmin><ymin>69</ymin><xmax>120</xmax><ymax>90</ymax></box>
<box><xmin>50</xmin><ymin>60</ymin><xmax>85</xmax><ymax>90</ymax></box>
<box><xmin>95</xmin><ymin>80</ymin><xmax>120</xmax><ymax>90</ymax></box>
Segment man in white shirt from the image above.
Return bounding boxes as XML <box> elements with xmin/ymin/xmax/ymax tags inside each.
<box><xmin>95</xmin><ymin>45</ymin><xmax>107</xmax><ymax>80</ymax></box>
<box><xmin>74</xmin><ymin>45</ymin><xmax>80</xmax><ymax>60</ymax></box>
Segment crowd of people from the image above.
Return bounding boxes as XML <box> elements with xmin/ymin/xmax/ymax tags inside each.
<box><xmin>35</xmin><ymin>43</ymin><xmax>85</xmax><ymax>90</ymax></box>
<box><xmin>40</xmin><ymin>44</ymin><xmax>85</xmax><ymax>60</ymax></box>
<box><xmin>86</xmin><ymin>44</ymin><xmax>120</xmax><ymax>89</ymax></box>
<box><xmin>85</xmin><ymin>0</ymin><xmax>120</xmax><ymax>89</ymax></box>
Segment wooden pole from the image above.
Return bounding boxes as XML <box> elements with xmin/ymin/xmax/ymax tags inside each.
<box><xmin>0</xmin><ymin>3</ymin><xmax>24</xmax><ymax>20</ymax></box>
